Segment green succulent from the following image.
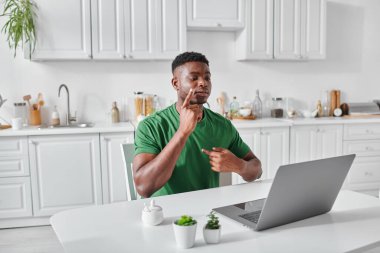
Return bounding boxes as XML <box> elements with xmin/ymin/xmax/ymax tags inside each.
<box><xmin>205</xmin><ymin>211</ymin><xmax>220</xmax><ymax>229</ymax></box>
<box><xmin>175</xmin><ymin>215</ymin><xmax>197</xmax><ymax>226</ymax></box>
<box><xmin>0</xmin><ymin>0</ymin><xmax>37</xmax><ymax>58</ymax></box>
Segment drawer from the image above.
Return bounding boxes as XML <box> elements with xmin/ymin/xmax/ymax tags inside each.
<box><xmin>344</xmin><ymin>140</ymin><xmax>380</xmax><ymax>157</ymax></box>
<box><xmin>0</xmin><ymin>137</ymin><xmax>28</xmax><ymax>157</ymax></box>
<box><xmin>0</xmin><ymin>157</ymin><xmax>30</xmax><ymax>177</ymax></box>
<box><xmin>347</xmin><ymin>156</ymin><xmax>380</xmax><ymax>185</ymax></box>
<box><xmin>344</xmin><ymin>123</ymin><xmax>380</xmax><ymax>140</ymax></box>
<box><xmin>0</xmin><ymin>177</ymin><xmax>33</xmax><ymax>219</ymax></box>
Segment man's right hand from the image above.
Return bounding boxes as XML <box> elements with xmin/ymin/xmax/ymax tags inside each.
<box><xmin>178</xmin><ymin>89</ymin><xmax>202</xmax><ymax>136</ymax></box>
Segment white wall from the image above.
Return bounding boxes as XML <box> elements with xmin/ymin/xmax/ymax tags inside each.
<box><xmin>0</xmin><ymin>0</ymin><xmax>379</xmax><ymax>124</ymax></box>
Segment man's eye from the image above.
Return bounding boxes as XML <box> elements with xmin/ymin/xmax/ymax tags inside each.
<box><xmin>191</xmin><ymin>76</ymin><xmax>198</xmax><ymax>81</ymax></box>
<box><xmin>205</xmin><ymin>76</ymin><xmax>211</xmax><ymax>81</ymax></box>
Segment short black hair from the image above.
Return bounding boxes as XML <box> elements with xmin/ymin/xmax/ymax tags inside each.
<box><xmin>171</xmin><ymin>51</ymin><xmax>209</xmax><ymax>73</ymax></box>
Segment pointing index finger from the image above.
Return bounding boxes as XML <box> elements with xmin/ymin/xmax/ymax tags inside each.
<box><xmin>182</xmin><ymin>89</ymin><xmax>194</xmax><ymax>109</ymax></box>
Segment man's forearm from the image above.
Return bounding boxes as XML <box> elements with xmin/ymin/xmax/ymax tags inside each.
<box><xmin>238</xmin><ymin>158</ymin><xmax>262</xmax><ymax>182</ymax></box>
<box><xmin>134</xmin><ymin>130</ymin><xmax>189</xmax><ymax>197</ymax></box>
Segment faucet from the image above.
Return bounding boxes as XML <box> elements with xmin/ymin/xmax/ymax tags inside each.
<box><xmin>58</xmin><ymin>84</ymin><xmax>76</xmax><ymax>125</ymax></box>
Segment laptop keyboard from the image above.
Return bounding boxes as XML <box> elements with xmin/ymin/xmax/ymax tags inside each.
<box><xmin>239</xmin><ymin>210</ymin><xmax>262</xmax><ymax>224</ymax></box>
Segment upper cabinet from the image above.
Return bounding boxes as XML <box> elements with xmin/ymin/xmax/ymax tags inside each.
<box><xmin>91</xmin><ymin>0</ymin><xmax>187</xmax><ymax>60</ymax></box>
<box><xmin>274</xmin><ymin>0</ymin><xmax>326</xmax><ymax>60</ymax></box>
<box><xmin>236</xmin><ymin>0</ymin><xmax>274</xmax><ymax>60</ymax></box>
<box><xmin>91</xmin><ymin>0</ymin><xmax>125</xmax><ymax>59</ymax></box>
<box><xmin>30</xmin><ymin>0</ymin><xmax>186</xmax><ymax>60</ymax></box>
<box><xmin>30</xmin><ymin>0</ymin><xmax>92</xmax><ymax>60</ymax></box>
<box><xmin>236</xmin><ymin>0</ymin><xmax>326</xmax><ymax>60</ymax></box>
<box><xmin>187</xmin><ymin>0</ymin><xmax>245</xmax><ymax>31</ymax></box>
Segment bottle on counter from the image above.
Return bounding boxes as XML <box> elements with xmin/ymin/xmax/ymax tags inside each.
<box><xmin>316</xmin><ymin>100</ymin><xmax>323</xmax><ymax>117</ymax></box>
<box><xmin>51</xmin><ymin>105</ymin><xmax>60</xmax><ymax>126</ymax></box>
<box><xmin>252</xmin><ymin>89</ymin><xmax>262</xmax><ymax>119</ymax></box>
<box><xmin>322</xmin><ymin>90</ymin><xmax>330</xmax><ymax>117</ymax></box>
<box><xmin>229</xmin><ymin>96</ymin><xmax>239</xmax><ymax>119</ymax></box>
<box><xmin>111</xmin><ymin>101</ymin><xmax>120</xmax><ymax>123</ymax></box>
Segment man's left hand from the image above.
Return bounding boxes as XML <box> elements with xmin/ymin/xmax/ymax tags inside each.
<box><xmin>202</xmin><ymin>147</ymin><xmax>244</xmax><ymax>173</ymax></box>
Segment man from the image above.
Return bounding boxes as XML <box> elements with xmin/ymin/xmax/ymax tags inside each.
<box><xmin>133</xmin><ymin>52</ymin><xmax>262</xmax><ymax>198</ymax></box>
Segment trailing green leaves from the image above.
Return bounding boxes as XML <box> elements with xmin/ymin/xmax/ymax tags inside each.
<box><xmin>0</xmin><ymin>0</ymin><xmax>37</xmax><ymax>58</ymax></box>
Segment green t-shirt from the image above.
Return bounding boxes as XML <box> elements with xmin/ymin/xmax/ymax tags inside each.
<box><xmin>134</xmin><ymin>103</ymin><xmax>250</xmax><ymax>197</ymax></box>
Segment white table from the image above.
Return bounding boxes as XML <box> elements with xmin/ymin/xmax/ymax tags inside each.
<box><xmin>51</xmin><ymin>180</ymin><xmax>380</xmax><ymax>253</ymax></box>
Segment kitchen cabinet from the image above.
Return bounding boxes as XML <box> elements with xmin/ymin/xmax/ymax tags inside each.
<box><xmin>0</xmin><ymin>177</ymin><xmax>33</xmax><ymax>219</ymax></box>
<box><xmin>187</xmin><ymin>0</ymin><xmax>245</xmax><ymax>31</ymax></box>
<box><xmin>274</xmin><ymin>0</ymin><xmax>326</xmax><ymax>60</ymax></box>
<box><xmin>0</xmin><ymin>137</ymin><xmax>29</xmax><ymax>177</ymax></box>
<box><xmin>290</xmin><ymin>125</ymin><xmax>343</xmax><ymax>163</ymax></box>
<box><xmin>29</xmin><ymin>134</ymin><xmax>102</xmax><ymax>216</ymax></box>
<box><xmin>91</xmin><ymin>0</ymin><xmax>186</xmax><ymax>60</ymax></box>
<box><xmin>233</xmin><ymin>127</ymin><xmax>290</xmax><ymax>184</ymax></box>
<box><xmin>29</xmin><ymin>0</ymin><xmax>92</xmax><ymax>60</ymax></box>
<box><xmin>0</xmin><ymin>137</ymin><xmax>32</xmax><ymax>219</ymax></box>
<box><xmin>236</xmin><ymin>0</ymin><xmax>274</xmax><ymax>60</ymax></box>
<box><xmin>343</xmin><ymin>123</ymin><xmax>380</xmax><ymax>196</ymax></box>
<box><xmin>236</xmin><ymin>0</ymin><xmax>326</xmax><ymax>60</ymax></box>
<box><xmin>100</xmin><ymin>132</ymin><xmax>134</xmax><ymax>203</ymax></box>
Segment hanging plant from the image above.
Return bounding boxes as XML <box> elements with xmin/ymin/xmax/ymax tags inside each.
<box><xmin>0</xmin><ymin>0</ymin><xmax>37</xmax><ymax>58</ymax></box>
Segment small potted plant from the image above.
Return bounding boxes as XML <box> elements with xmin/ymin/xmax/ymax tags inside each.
<box><xmin>203</xmin><ymin>211</ymin><xmax>221</xmax><ymax>244</ymax></box>
<box><xmin>173</xmin><ymin>215</ymin><xmax>197</xmax><ymax>249</ymax></box>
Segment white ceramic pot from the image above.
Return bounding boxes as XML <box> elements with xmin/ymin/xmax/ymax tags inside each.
<box><xmin>172</xmin><ymin>222</ymin><xmax>197</xmax><ymax>249</ymax></box>
<box><xmin>203</xmin><ymin>225</ymin><xmax>221</xmax><ymax>244</ymax></box>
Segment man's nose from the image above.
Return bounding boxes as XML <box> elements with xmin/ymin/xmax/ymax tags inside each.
<box><xmin>198</xmin><ymin>79</ymin><xmax>207</xmax><ymax>87</ymax></box>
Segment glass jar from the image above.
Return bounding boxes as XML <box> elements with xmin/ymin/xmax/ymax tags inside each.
<box><xmin>270</xmin><ymin>97</ymin><xmax>284</xmax><ymax>118</ymax></box>
<box><xmin>14</xmin><ymin>102</ymin><xmax>28</xmax><ymax>126</ymax></box>
<box><xmin>134</xmin><ymin>91</ymin><xmax>144</xmax><ymax>119</ymax></box>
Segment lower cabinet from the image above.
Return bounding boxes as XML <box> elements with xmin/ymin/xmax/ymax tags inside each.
<box><xmin>290</xmin><ymin>125</ymin><xmax>343</xmax><ymax>163</ymax></box>
<box><xmin>233</xmin><ymin>127</ymin><xmax>290</xmax><ymax>184</ymax></box>
<box><xmin>0</xmin><ymin>136</ymin><xmax>32</xmax><ymax>219</ymax></box>
<box><xmin>100</xmin><ymin>132</ymin><xmax>134</xmax><ymax>204</ymax></box>
<box><xmin>0</xmin><ymin>177</ymin><xmax>32</xmax><ymax>219</ymax></box>
<box><xmin>343</xmin><ymin>124</ymin><xmax>380</xmax><ymax>196</ymax></box>
<box><xmin>29</xmin><ymin>134</ymin><xmax>103</xmax><ymax>216</ymax></box>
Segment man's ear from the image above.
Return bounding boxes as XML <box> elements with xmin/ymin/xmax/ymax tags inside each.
<box><xmin>172</xmin><ymin>76</ymin><xmax>179</xmax><ymax>91</ymax></box>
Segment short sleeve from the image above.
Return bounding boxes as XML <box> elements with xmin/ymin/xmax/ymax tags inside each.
<box><xmin>134</xmin><ymin>119</ymin><xmax>161</xmax><ymax>156</ymax></box>
<box><xmin>227</xmin><ymin>122</ymin><xmax>251</xmax><ymax>159</ymax></box>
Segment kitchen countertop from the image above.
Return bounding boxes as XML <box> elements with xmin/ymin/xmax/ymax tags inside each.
<box><xmin>0</xmin><ymin>122</ymin><xmax>135</xmax><ymax>137</ymax></box>
<box><xmin>1</xmin><ymin>117</ymin><xmax>380</xmax><ymax>137</ymax></box>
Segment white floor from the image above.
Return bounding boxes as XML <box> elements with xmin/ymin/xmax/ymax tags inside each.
<box><xmin>0</xmin><ymin>226</ymin><xmax>64</xmax><ymax>253</ymax></box>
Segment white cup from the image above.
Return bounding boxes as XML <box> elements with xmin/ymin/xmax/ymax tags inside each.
<box><xmin>11</xmin><ymin>118</ymin><xmax>23</xmax><ymax>130</ymax></box>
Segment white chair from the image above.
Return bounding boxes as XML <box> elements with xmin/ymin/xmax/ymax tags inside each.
<box><xmin>121</xmin><ymin>143</ymin><xmax>140</xmax><ymax>201</ymax></box>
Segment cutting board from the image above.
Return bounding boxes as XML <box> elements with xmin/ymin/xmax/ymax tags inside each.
<box><xmin>343</xmin><ymin>114</ymin><xmax>380</xmax><ymax>119</ymax></box>
<box><xmin>0</xmin><ymin>125</ymin><xmax>11</xmax><ymax>130</ymax></box>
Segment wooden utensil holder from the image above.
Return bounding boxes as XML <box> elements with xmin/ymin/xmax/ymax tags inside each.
<box><xmin>30</xmin><ymin>109</ymin><xmax>42</xmax><ymax>125</ymax></box>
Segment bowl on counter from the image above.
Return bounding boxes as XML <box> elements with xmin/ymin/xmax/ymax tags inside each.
<box><xmin>239</xmin><ymin>108</ymin><xmax>252</xmax><ymax>117</ymax></box>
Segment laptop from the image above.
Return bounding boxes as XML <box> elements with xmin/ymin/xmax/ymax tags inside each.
<box><xmin>213</xmin><ymin>154</ymin><xmax>356</xmax><ymax>231</ymax></box>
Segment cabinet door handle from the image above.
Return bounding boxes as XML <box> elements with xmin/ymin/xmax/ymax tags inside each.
<box><xmin>365</xmin><ymin>129</ymin><xmax>373</xmax><ymax>134</ymax></box>
<box><xmin>29</xmin><ymin>140</ymin><xmax>37</xmax><ymax>145</ymax></box>
<box><xmin>364</xmin><ymin>171</ymin><xmax>373</xmax><ymax>177</ymax></box>
<box><xmin>365</xmin><ymin>146</ymin><xmax>373</xmax><ymax>151</ymax></box>
<box><xmin>217</xmin><ymin>23</ymin><xmax>222</xmax><ymax>27</ymax></box>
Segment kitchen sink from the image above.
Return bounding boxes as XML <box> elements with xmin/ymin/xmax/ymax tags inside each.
<box><xmin>39</xmin><ymin>122</ymin><xmax>94</xmax><ymax>129</ymax></box>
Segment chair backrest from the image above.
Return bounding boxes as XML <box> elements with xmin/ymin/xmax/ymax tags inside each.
<box><xmin>121</xmin><ymin>143</ymin><xmax>139</xmax><ymax>201</ymax></box>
